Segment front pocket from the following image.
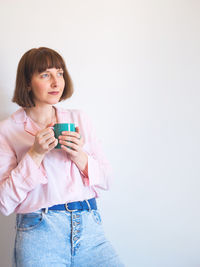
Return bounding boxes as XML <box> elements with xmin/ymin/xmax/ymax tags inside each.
<box><xmin>16</xmin><ymin>211</ymin><xmax>44</xmax><ymax>231</ymax></box>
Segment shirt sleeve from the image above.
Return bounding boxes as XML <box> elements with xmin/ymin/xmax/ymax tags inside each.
<box><xmin>0</xmin><ymin>135</ymin><xmax>48</xmax><ymax>216</ymax></box>
<box><xmin>79</xmin><ymin>111</ymin><xmax>113</xmax><ymax>191</ymax></box>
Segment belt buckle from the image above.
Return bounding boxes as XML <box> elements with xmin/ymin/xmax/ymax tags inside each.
<box><xmin>65</xmin><ymin>203</ymin><xmax>78</xmax><ymax>212</ymax></box>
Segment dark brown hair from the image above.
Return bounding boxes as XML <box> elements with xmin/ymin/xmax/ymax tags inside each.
<box><xmin>12</xmin><ymin>47</ymin><xmax>74</xmax><ymax>107</ymax></box>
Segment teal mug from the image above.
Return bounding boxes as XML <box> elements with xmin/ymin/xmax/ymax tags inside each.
<box><xmin>53</xmin><ymin>123</ymin><xmax>76</xmax><ymax>149</ymax></box>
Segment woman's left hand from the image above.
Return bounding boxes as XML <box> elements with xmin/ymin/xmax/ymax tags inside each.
<box><xmin>58</xmin><ymin>127</ymin><xmax>88</xmax><ymax>174</ymax></box>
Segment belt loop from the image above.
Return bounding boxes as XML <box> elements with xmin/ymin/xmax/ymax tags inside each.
<box><xmin>85</xmin><ymin>199</ymin><xmax>91</xmax><ymax>212</ymax></box>
<box><xmin>44</xmin><ymin>207</ymin><xmax>48</xmax><ymax>214</ymax></box>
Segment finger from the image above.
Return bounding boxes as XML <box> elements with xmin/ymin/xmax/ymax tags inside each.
<box><xmin>46</xmin><ymin>136</ymin><xmax>56</xmax><ymax>146</ymax></box>
<box><xmin>37</xmin><ymin>127</ymin><xmax>54</xmax><ymax>138</ymax></box>
<box><xmin>76</xmin><ymin>127</ymin><xmax>82</xmax><ymax>141</ymax></box>
<box><xmin>59</xmin><ymin>140</ymin><xmax>79</xmax><ymax>151</ymax></box>
<box><xmin>61</xmin><ymin>130</ymin><xmax>81</xmax><ymax>139</ymax></box>
<box><xmin>46</xmin><ymin>122</ymin><xmax>55</xmax><ymax>128</ymax></box>
<box><xmin>39</xmin><ymin>132</ymin><xmax>54</xmax><ymax>143</ymax></box>
<box><xmin>48</xmin><ymin>139</ymin><xmax>58</xmax><ymax>150</ymax></box>
<box><xmin>61</xmin><ymin>145</ymin><xmax>78</xmax><ymax>156</ymax></box>
<box><xmin>58</xmin><ymin>135</ymin><xmax>80</xmax><ymax>145</ymax></box>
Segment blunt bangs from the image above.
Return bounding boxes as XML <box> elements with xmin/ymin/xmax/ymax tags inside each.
<box><xmin>25</xmin><ymin>48</ymin><xmax>65</xmax><ymax>83</ymax></box>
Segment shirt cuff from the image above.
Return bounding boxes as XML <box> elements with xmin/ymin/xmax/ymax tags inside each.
<box><xmin>13</xmin><ymin>152</ymin><xmax>48</xmax><ymax>190</ymax></box>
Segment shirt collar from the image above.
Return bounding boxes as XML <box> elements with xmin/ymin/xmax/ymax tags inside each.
<box><xmin>11</xmin><ymin>106</ymin><xmax>68</xmax><ymax>136</ymax></box>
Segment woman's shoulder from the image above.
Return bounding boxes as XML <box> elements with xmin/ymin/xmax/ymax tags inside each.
<box><xmin>0</xmin><ymin>108</ymin><xmax>24</xmax><ymax>134</ymax></box>
<box><xmin>0</xmin><ymin>118</ymin><xmax>9</xmax><ymax>134</ymax></box>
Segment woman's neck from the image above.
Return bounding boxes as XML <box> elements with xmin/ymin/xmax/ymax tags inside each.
<box><xmin>25</xmin><ymin>105</ymin><xmax>57</xmax><ymax>128</ymax></box>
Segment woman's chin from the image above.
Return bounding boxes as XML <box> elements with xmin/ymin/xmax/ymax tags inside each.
<box><xmin>45</xmin><ymin>99</ymin><xmax>61</xmax><ymax>105</ymax></box>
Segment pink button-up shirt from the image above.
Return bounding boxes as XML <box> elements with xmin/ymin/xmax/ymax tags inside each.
<box><xmin>0</xmin><ymin>106</ymin><xmax>112</xmax><ymax>216</ymax></box>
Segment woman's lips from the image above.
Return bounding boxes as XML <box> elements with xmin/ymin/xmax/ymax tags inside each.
<box><xmin>48</xmin><ymin>91</ymin><xmax>59</xmax><ymax>95</ymax></box>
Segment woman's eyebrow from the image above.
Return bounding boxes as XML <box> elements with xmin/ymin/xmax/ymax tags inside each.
<box><xmin>44</xmin><ymin>68</ymin><xmax>63</xmax><ymax>72</ymax></box>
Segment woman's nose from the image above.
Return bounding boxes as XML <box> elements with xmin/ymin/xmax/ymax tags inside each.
<box><xmin>51</xmin><ymin>75</ymin><xmax>58</xmax><ymax>87</ymax></box>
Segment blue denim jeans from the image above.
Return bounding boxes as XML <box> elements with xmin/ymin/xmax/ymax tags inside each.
<box><xmin>12</xmin><ymin>209</ymin><xmax>124</xmax><ymax>267</ymax></box>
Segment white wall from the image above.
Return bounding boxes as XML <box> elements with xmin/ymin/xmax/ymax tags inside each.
<box><xmin>0</xmin><ymin>1</ymin><xmax>200</xmax><ymax>266</ymax></box>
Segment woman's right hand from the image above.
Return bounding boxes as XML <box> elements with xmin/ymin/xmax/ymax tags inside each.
<box><xmin>31</xmin><ymin>127</ymin><xmax>58</xmax><ymax>155</ymax></box>
<box><xmin>28</xmin><ymin>126</ymin><xmax>58</xmax><ymax>166</ymax></box>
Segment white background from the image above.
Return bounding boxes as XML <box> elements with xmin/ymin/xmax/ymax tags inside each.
<box><xmin>0</xmin><ymin>1</ymin><xmax>200</xmax><ymax>266</ymax></box>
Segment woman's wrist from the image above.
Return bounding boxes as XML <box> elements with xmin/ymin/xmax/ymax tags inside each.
<box><xmin>81</xmin><ymin>152</ymin><xmax>88</xmax><ymax>177</ymax></box>
<box><xmin>28</xmin><ymin>147</ymin><xmax>45</xmax><ymax>167</ymax></box>
<box><xmin>74</xmin><ymin>151</ymin><xmax>88</xmax><ymax>176</ymax></box>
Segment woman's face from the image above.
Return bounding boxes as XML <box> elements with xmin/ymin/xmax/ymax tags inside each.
<box><xmin>30</xmin><ymin>68</ymin><xmax>65</xmax><ymax>106</ymax></box>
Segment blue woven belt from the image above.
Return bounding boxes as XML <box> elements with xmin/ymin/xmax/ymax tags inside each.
<box><xmin>48</xmin><ymin>198</ymin><xmax>97</xmax><ymax>212</ymax></box>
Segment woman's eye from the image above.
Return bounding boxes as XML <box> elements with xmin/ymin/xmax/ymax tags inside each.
<box><xmin>58</xmin><ymin>72</ymin><xmax>64</xmax><ymax>77</ymax></box>
<box><xmin>41</xmin><ymin>73</ymin><xmax>49</xmax><ymax>78</ymax></box>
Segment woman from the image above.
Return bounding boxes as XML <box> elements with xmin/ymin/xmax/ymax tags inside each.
<box><xmin>0</xmin><ymin>47</ymin><xmax>124</xmax><ymax>266</ymax></box>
